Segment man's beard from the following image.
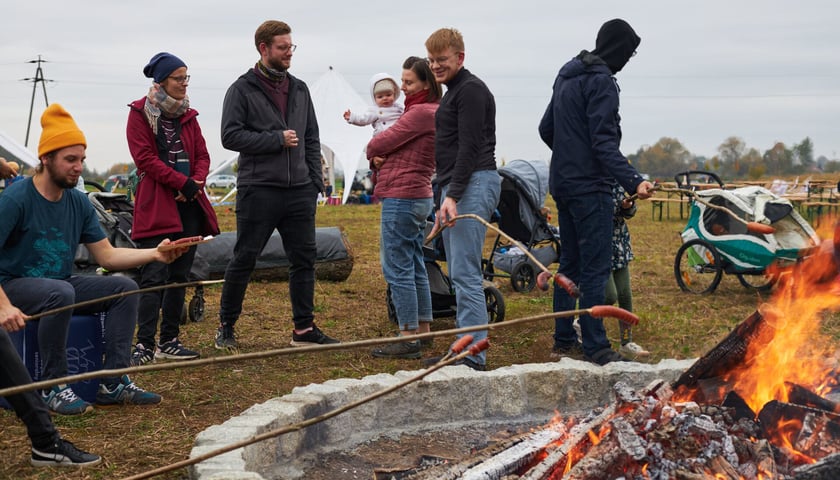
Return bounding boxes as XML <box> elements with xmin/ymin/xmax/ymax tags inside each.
<box><xmin>44</xmin><ymin>162</ymin><xmax>78</xmax><ymax>189</ymax></box>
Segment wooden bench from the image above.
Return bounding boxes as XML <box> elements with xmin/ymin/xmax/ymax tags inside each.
<box><xmin>651</xmin><ymin>197</ymin><xmax>691</xmax><ymax>221</ymax></box>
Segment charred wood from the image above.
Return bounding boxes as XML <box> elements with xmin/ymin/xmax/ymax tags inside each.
<box><xmin>791</xmin><ymin>452</ymin><xmax>840</xmax><ymax>479</ymax></box>
<box><xmin>786</xmin><ymin>382</ymin><xmax>840</xmax><ymax>414</ymax></box>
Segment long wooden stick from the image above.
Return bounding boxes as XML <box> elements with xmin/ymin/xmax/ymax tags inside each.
<box><xmin>0</xmin><ymin>305</ymin><xmax>638</xmax><ymax>398</ymax></box>
<box><xmin>120</xmin><ymin>340</ymin><xmax>491</xmax><ymax>480</ymax></box>
<box><xmin>656</xmin><ymin>187</ymin><xmax>775</xmax><ymax>235</ymax></box>
<box><xmin>22</xmin><ymin>279</ymin><xmax>225</xmax><ymax>322</ymax></box>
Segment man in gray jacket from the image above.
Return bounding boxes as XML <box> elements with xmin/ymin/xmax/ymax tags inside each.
<box><xmin>217</xmin><ymin>20</ymin><xmax>339</xmax><ymax>351</ymax></box>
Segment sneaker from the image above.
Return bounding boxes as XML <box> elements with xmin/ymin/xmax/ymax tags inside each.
<box><xmin>418</xmin><ymin>337</ymin><xmax>434</xmax><ymax>349</ymax></box>
<box><xmin>31</xmin><ymin>438</ymin><xmax>101</xmax><ymax>467</ymax></box>
<box><xmin>41</xmin><ymin>385</ymin><xmax>93</xmax><ymax>416</ymax></box>
<box><xmin>156</xmin><ymin>338</ymin><xmax>200</xmax><ymax>360</ymax></box>
<box><xmin>372</xmin><ymin>340</ymin><xmax>422</xmax><ymax>360</ymax></box>
<box><xmin>585</xmin><ymin>348</ymin><xmax>632</xmax><ymax>366</ymax></box>
<box><xmin>550</xmin><ymin>342</ymin><xmax>584</xmax><ymax>359</ymax></box>
<box><xmin>290</xmin><ymin>325</ymin><xmax>340</xmax><ymax>346</ymax></box>
<box><xmin>214</xmin><ymin>324</ymin><xmax>238</xmax><ymax>352</ymax></box>
<box><xmin>130</xmin><ymin>343</ymin><xmax>155</xmax><ymax>366</ymax></box>
<box><xmin>422</xmin><ymin>355</ymin><xmax>486</xmax><ymax>371</ymax></box>
<box><xmin>619</xmin><ymin>342</ymin><xmax>651</xmax><ymax>360</ymax></box>
<box><xmin>96</xmin><ymin>375</ymin><xmax>161</xmax><ymax>406</ymax></box>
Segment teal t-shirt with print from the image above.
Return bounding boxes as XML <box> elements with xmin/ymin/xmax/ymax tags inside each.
<box><xmin>0</xmin><ymin>177</ymin><xmax>105</xmax><ymax>284</ymax></box>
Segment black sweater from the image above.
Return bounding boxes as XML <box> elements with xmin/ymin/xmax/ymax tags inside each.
<box><xmin>434</xmin><ymin>68</ymin><xmax>496</xmax><ymax>204</ymax></box>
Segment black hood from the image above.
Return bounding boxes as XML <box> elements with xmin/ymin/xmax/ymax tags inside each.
<box><xmin>590</xmin><ymin>18</ymin><xmax>640</xmax><ymax>74</ymax></box>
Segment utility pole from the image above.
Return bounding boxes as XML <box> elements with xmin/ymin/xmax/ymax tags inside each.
<box><xmin>22</xmin><ymin>55</ymin><xmax>52</xmax><ymax>147</ymax></box>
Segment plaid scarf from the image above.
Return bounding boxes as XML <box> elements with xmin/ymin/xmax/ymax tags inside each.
<box><xmin>256</xmin><ymin>61</ymin><xmax>287</xmax><ymax>83</ymax></box>
<box><xmin>144</xmin><ymin>84</ymin><xmax>189</xmax><ymax>134</ymax></box>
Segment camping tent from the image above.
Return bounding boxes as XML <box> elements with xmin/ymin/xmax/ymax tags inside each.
<box><xmin>0</xmin><ymin>129</ymin><xmax>39</xmax><ymax>170</ymax></box>
<box><xmin>310</xmin><ymin>67</ymin><xmax>369</xmax><ymax>204</ymax></box>
<box><xmin>207</xmin><ymin>67</ymin><xmax>369</xmax><ymax>205</ymax></box>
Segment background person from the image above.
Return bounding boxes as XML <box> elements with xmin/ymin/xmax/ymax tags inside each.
<box><xmin>217</xmin><ymin>20</ymin><xmax>339</xmax><ymax>351</ymax></box>
<box><xmin>0</xmin><ymin>104</ymin><xmax>187</xmax><ymax>415</ymax></box>
<box><xmin>126</xmin><ymin>52</ymin><xmax>220</xmax><ymax>366</ymax></box>
<box><xmin>538</xmin><ymin>18</ymin><xmax>654</xmax><ymax>366</ymax></box>
<box><xmin>605</xmin><ymin>183</ymin><xmax>650</xmax><ymax>360</ymax></box>
<box><xmin>0</xmin><ymin>326</ymin><xmax>100</xmax><ymax>467</ymax></box>
<box><xmin>424</xmin><ymin>28</ymin><xmax>501</xmax><ymax>371</ymax></box>
<box><xmin>367</xmin><ymin>56</ymin><xmax>441</xmax><ymax>360</ymax></box>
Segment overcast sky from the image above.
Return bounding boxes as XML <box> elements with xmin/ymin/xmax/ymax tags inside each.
<box><xmin>2</xmin><ymin>0</ymin><xmax>839</xmax><ymax>174</ymax></box>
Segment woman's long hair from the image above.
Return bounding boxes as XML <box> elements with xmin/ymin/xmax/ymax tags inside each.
<box><xmin>403</xmin><ymin>56</ymin><xmax>442</xmax><ymax>103</ymax></box>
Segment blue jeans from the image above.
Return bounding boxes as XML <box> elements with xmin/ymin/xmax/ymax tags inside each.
<box><xmin>441</xmin><ymin>170</ymin><xmax>501</xmax><ymax>365</ymax></box>
<box><xmin>380</xmin><ymin>197</ymin><xmax>434</xmax><ymax>331</ymax></box>
<box><xmin>219</xmin><ymin>185</ymin><xmax>318</xmax><ymax>330</ymax></box>
<box><xmin>3</xmin><ymin>275</ymin><xmax>139</xmax><ymax>386</ymax></box>
<box><xmin>552</xmin><ymin>192</ymin><xmax>614</xmax><ymax>357</ymax></box>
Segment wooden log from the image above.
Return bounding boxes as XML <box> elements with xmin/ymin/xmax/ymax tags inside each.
<box><xmin>786</xmin><ymin>382</ymin><xmax>840</xmax><ymax>414</ymax></box>
<box><xmin>758</xmin><ymin>400</ymin><xmax>840</xmax><ymax>463</ymax></box>
<box><xmin>792</xmin><ymin>452</ymin><xmax>840</xmax><ymax>479</ymax></box>
<box><xmin>672</xmin><ymin>308</ymin><xmax>780</xmax><ymax>401</ymax></box>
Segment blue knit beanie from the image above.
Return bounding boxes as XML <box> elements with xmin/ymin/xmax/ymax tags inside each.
<box><xmin>143</xmin><ymin>52</ymin><xmax>187</xmax><ymax>83</ymax></box>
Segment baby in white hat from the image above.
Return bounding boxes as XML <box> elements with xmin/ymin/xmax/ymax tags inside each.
<box><xmin>343</xmin><ymin>73</ymin><xmax>403</xmax><ymax>137</ymax></box>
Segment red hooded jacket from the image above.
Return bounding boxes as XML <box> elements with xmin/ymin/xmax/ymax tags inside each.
<box><xmin>126</xmin><ymin>98</ymin><xmax>220</xmax><ymax>240</ymax></box>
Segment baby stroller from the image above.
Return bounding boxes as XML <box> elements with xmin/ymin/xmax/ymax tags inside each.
<box><xmin>482</xmin><ymin>160</ymin><xmax>561</xmax><ymax>292</ymax></box>
<box><xmin>387</xmin><ymin>220</ymin><xmax>506</xmax><ymax>325</ymax></box>
<box><xmin>674</xmin><ymin>173</ymin><xmax>819</xmax><ymax>294</ymax></box>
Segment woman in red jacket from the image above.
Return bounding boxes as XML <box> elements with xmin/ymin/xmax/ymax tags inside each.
<box><xmin>126</xmin><ymin>52</ymin><xmax>220</xmax><ymax>365</ymax></box>
<box><xmin>367</xmin><ymin>56</ymin><xmax>441</xmax><ymax>360</ymax></box>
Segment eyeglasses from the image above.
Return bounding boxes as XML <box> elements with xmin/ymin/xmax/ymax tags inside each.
<box><xmin>425</xmin><ymin>55</ymin><xmax>451</xmax><ymax>66</ymax></box>
<box><xmin>277</xmin><ymin>44</ymin><xmax>297</xmax><ymax>53</ymax></box>
<box><xmin>168</xmin><ymin>75</ymin><xmax>190</xmax><ymax>84</ymax></box>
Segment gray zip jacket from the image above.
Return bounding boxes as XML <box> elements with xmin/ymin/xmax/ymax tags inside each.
<box><xmin>221</xmin><ymin>68</ymin><xmax>323</xmax><ymax>192</ymax></box>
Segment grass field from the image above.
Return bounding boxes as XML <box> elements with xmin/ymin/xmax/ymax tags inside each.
<box><xmin>2</xmin><ymin>190</ymin><xmax>840</xmax><ymax>479</ymax></box>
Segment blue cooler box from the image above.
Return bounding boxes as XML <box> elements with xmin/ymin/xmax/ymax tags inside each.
<box><xmin>0</xmin><ymin>314</ymin><xmax>105</xmax><ymax>408</ymax></box>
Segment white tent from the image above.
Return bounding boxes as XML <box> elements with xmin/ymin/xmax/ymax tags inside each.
<box><xmin>208</xmin><ymin>67</ymin><xmax>369</xmax><ymax>205</ymax></box>
<box><xmin>0</xmin><ymin>129</ymin><xmax>39</xmax><ymax>169</ymax></box>
<box><xmin>310</xmin><ymin>67</ymin><xmax>369</xmax><ymax>204</ymax></box>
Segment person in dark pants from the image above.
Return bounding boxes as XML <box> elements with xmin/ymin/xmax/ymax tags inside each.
<box><xmin>126</xmin><ymin>52</ymin><xmax>220</xmax><ymax>365</ymax></box>
<box><xmin>0</xmin><ymin>327</ymin><xmax>100</xmax><ymax>467</ymax></box>
<box><xmin>216</xmin><ymin>20</ymin><xmax>339</xmax><ymax>351</ymax></box>
<box><xmin>0</xmin><ymin>104</ymin><xmax>188</xmax><ymax>415</ymax></box>
<box><xmin>539</xmin><ymin>19</ymin><xmax>654</xmax><ymax>365</ymax></box>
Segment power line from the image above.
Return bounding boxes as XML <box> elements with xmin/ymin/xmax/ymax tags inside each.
<box><xmin>21</xmin><ymin>55</ymin><xmax>52</xmax><ymax>147</ymax></box>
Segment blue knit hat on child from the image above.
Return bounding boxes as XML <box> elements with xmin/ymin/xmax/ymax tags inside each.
<box><xmin>143</xmin><ymin>52</ymin><xmax>187</xmax><ymax>83</ymax></box>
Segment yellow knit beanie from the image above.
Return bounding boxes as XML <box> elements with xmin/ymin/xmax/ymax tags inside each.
<box><xmin>38</xmin><ymin>103</ymin><xmax>87</xmax><ymax>157</ymax></box>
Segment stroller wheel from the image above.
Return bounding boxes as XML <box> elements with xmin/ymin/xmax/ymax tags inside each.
<box><xmin>674</xmin><ymin>238</ymin><xmax>723</xmax><ymax>294</ymax></box>
<box><xmin>510</xmin><ymin>262</ymin><xmax>536</xmax><ymax>292</ymax></box>
<box><xmin>484</xmin><ymin>283</ymin><xmax>506</xmax><ymax>323</ymax></box>
<box><xmin>188</xmin><ymin>294</ymin><xmax>205</xmax><ymax>323</ymax></box>
<box><xmin>736</xmin><ymin>272</ymin><xmax>776</xmax><ymax>292</ymax></box>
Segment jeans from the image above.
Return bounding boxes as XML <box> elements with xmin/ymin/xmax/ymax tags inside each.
<box><xmin>135</xmin><ymin>201</ymin><xmax>203</xmax><ymax>347</ymax></box>
<box><xmin>552</xmin><ymin>192</ymin><xmax>614</xmax><ymax>357</ymax></box>
<box><xmin>441</xmin><ymin>170</ymin><xmax>501</xmax><ymax>365</ymax></box>
<box><xmin>3</xmin><ymin>275</ymin><xmax>139</xmax><ymax>386</ymax></box>
<box><xmin>380</xmin><ymin>197</ymin><xmax>433</xmax><ymax>331</ymax></box>
<box><xmin>0</xmin><ymin>329</ymin><xmax>58</xmax><ymax>449</ymax></box>
<box><xmin>219</xmin><ymin>185</ymin><xmax>318</xmax><ymax>330</ymax></box>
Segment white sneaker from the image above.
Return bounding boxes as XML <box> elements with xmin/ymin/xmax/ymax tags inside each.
<box><xmin>619</xmin><ymin>342</ymin><xmax>650</xmax><ymax>359</ymax></box>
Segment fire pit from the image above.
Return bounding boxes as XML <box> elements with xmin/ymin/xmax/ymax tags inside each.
<box><xmin>188</xmin><ymin>359</ymin><xmax>690</xmax><ymax>479</ymax></box>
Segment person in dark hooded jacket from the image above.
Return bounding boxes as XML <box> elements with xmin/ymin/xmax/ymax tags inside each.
<box><xmin>538</xmin><ymin>18</ymin><xmax>654</xmax><ymax>366</ymax></box>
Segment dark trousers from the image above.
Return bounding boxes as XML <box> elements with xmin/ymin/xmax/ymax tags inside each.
<box><xmin>135</xmin><ymin>201</ymin><xmax>203</xmax><ymax>347</ymax></box>
<box><xmin>219</xmin><ymin>185</ymin><xmax>318</xmax><ymax>330</ymax></box>
<box><xmin>0</xmin><ymin>329</ymin><xmax>59</xmax><ymax>449</ymax></box>
<box><xmin>2</xmin><ymin>275</ymin><xmax>138</xmax><ymax>386</ymax></box>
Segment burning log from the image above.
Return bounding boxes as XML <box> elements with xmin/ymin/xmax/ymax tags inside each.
<box><xmin>758</xmin><ymin>400</ymin><xmax>840</xmax><ymax>463</ymax></box>
<box><xmin>791</xmin><ymin>452</ymin><xmax>840</xmax><ymax>479</ymax></box>
<box><xmin>786</xmin><ymin>382</ymin><xmax>840</xmax><ymax>414</ymax></box>
<box><xmin>673</xmin><ymin>308</ymin><xmax>780</xmax><ymax>402</ymax></box>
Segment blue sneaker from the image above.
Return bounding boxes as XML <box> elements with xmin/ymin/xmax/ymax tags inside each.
<box><xmin>95</xmin><ymin>375</ymin><xmax>161</xmax><ymax>406</ymax></box>
<box><xmin>41</xmin><ymin>385</ymin><xmax>93</xmax><ymax>416</ymax></box>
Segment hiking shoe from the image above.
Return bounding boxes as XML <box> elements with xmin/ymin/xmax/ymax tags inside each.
<box><xmin>31</xmin><ymin>438</ymin><xmax>101</xmax><ymax>467</ymax></box>
<box><xmin>214</xmin><ymin>324</ymin><xmax>238</xmax><ymax>352</ymax></box>
<box><xmin>130</xmin><ymin>343</ymin><xmax>155</xmax><ymax>366</ymax></box>
<box><xmin>290</xmin><ymin>325</ymin><xmax>340</xmax><ymax>346</ymax></box>
<box><xmin>418</xmin><ymin>337</ymin><xmax>434</xmax><ymax>349</ymax></box>
<box><xmin>585</xmin><ymin>348</ymin><xmax>632</xmax><ymax>366</ymax></box>
<box><xmin>619</xmin><ymin>342</ymin><xmax>651</xmax><ymax>360</ymax></box>
<box><xmin>372</xmin><ymin>340</ymin><xmax>422</xmax><ymax>360</ymax></box>
<box><xmin>96</xmin><ymin>375</ymin><xmax>161</xmax><ymax>406</ymax></box>
<box><xmin>550</xmin><ymin>342</ymin><xmax>584</xmax><ymax>359</ymax></box>
<box><xmin>41</xmin><ymin>385</ymin><xmax>93</xmax><ymax>416</ymax></box>
<box><xmin>156</xmin><ymin>338</ymin><xmax>200</xmax><ymax>360</ymax></box>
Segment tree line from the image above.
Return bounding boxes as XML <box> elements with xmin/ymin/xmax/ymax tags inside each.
<box><xmin>627</xmin><ymin>136</ymin><xmax>840</xmax><ymax>181</ymax></box>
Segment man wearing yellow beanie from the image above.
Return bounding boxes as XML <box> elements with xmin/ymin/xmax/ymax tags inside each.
<box><xmin>0</xmin><ymin>104</ymin><xmax>190</xmax><ymax>418</ymax></box>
